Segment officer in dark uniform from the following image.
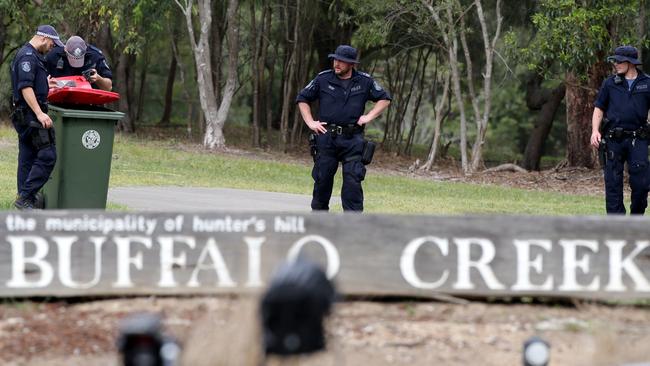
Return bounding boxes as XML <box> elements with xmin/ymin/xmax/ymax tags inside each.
<box><xmin>591</xmin><ymin>45</ymin><xmax>650</xmax><ymax>215</ymax></box>
<box><xmin>296</xmin><ymin>45</ymin><xmax>391</xmax><ymax>212</ymax></box>
<box><xmin>45</xmin><ymin>35</ymin><xmax>113</xmax><ymax>91</ymax></box>
<box><xmin>10</xmin><ymin>25</ymin><xmax>63</xmax><ymax>210</ymax></box>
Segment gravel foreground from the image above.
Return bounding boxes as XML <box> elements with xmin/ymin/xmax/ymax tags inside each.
<box><xmin>1</xmin><ymin>296</ymin><xmax>649</xmax><ymax>365</ymax></box>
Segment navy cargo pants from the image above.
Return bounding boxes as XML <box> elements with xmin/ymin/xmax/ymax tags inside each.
<box><xmin>603</xmin><ymin>136</ymin><xmax>649</xmax><ymax>214</ymax></box>
<box><xmin>12</xmin><ymin>110</ymin><xmax>56</xmax><ymax>201</ymax></box>
<box><xmin>311</xmin><ymin>131</ymin><xmax>366</xmax><ymax>211</ymax></box>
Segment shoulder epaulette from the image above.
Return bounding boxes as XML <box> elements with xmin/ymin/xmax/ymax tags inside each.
<box><xmin>318</xmin><ymin>69</ymin><xmax>332</xmax><ymax>75</ymax></box>
<box><xmin>357</xmin><ymin>71</ymin><xmax>372</xmax><ymax>78</ymax></box>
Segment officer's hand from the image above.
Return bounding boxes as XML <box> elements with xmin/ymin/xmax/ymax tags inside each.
<box><xmin>47</xmin><ymin>75</ymin><xmax>58</xmax><ymax>89</ymax></box>
<box><xmin>590</xmin><ymin>131</ymin><xmax>601</xmax><ymax>148</ymax></box>
<box><xmin>308</xmin><ymin>120</ymin><xmax>327</xmax><ymax>134</ymax></box>
<box><xmin>357</xmin><ymin>115</ymin><xmax>373</xmax><ymax>126</ymax></box>
<box><xmin>87</xmin><ymin>69</ymin><xmax>100</xmax><ymax>83</ymax></box>
<box><xmin>37</xmin><ymin>112</ymin><xmax>53</xmax><ymax>129</ymax></box>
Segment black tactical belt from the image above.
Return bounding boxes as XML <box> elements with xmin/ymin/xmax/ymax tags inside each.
<box><xmin>606</xmin><ymin>126</ymin><xmax>650</xmax><ymax>140</ymax></box>
<box><xmin>326</xmin><ymin>123</ymin><xmax>363</xmax><ymax>135</ymax></box>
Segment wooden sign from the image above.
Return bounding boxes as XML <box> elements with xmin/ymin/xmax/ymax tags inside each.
<box><xmin>2</xmin><ymin>212</ymin><xmax>650</xmax><ymax>300</ymax></box>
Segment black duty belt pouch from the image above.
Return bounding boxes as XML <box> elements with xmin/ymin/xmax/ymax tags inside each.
<box><xmin>29</xmin><ymin>121</ymin><xmax>54</xmax><ymax>149</ymax></box>
<box><xmin>598</xmin><ymin>140</ymin><xmax>607</xmax><ymax>168</ymax></box>
<box><xmin>361</xmin><ymin>140</ymin><xmax>376</xmax><ymax>165</ymax></box>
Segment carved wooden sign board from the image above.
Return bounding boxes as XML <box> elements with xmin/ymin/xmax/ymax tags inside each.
<box><xmin>1</xmin><ymin>212</ymin><xmax>650</xmax><ymax>300</ymax></box>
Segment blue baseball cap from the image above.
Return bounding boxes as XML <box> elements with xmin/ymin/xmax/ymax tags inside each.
<box><xmin>36</xmin><ymin>25</ymin><xmax>64</xmax><ymax>47</ymax></box>
<box><xmin>607</xmin><ymin>45</ymin><xmax>642</xmax><ymax>65</ymax></box>
<box><xmin>328</xmin><ymin>45</ymin><xmax>360</xmax><ymax>64</ymax></box>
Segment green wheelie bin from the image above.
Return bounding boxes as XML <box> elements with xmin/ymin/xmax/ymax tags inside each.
<box><xmin>42</xmin><ymin>104</ymin><xmax>124</xmax><ymax>209</ymax></box>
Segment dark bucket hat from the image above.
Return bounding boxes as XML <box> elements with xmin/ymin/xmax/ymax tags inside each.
<box><xmin>607</xmin><ymin>45</ymin><xmax>642</xmax><ymax>65</ymax></box>
<box><xmin>36</xmin><ymin>25</ymin><xmax>64</xmax><ymax>47</ymax></box>
<box><xmin>328</xmin><ymin>45</ymin><xmax>359</xmax><ymax>64</ymax></box>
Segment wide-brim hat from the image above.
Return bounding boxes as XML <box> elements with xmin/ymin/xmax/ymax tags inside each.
<box><xmin>328</xmin><ymin>45</ymin><xmax>360</xmax><ymax>64</ymax></box>
<box><xmin>607</xmin><ymin>45</ymin><xmax>642</xmax><ymax>65</ymax></box>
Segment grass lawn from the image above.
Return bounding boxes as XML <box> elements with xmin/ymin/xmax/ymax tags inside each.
<box><xmin>0</xmin><ymin>125</ymin><xmax>603</xmax><ymax>215</ymax></box>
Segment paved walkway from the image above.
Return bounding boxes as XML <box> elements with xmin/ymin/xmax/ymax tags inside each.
<box><xmin>108</xmin><ymin>187</ymin><xmax>341</xmax><ymax>211</ymax></box>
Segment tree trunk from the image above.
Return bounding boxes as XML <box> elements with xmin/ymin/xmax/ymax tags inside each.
<box><xmin>211</xmin><ymin>0</ymin><xmax>227</xmax><ymax>104</ymax></box>
<box><xmin>468</xmin><ymin>0</ymin><xmax>502</xmax><ymax>172</ymax></box>
<box><xmin>565</xmin><ymin>62</ymin><xmax>607</xmax><ymax>167</ymax></box>
<box><xmin>258</xmin><ymin>1</ymin><xmax>271</xmax><ymax>146</ymax></box>
<box><xmin>116</xmin><ymin>52</ymin><xmax>137</xmax><ymax>132</ymax></box>
<box><xmin>176</xmin><ymin>0</ymin><xmax>239</xmax><ymax>149</ymax></box>
<box><xmin>170</xmin><ymin>17</ymin><xmax>194</xmax><ymax>137</ymax></box>
<box><xmin>265</xmin><ymin>45</ymin><xmax>277</xmax><ymax>147</ymax></box>
<box><xmin>433</xmin><ymin>5</ymin><xmax>469</xmax><ymax>172</ymax></box>
<box><xmin>250</xmin><ymin>0</ymin><xmax>261</xmax><ymax>147</ymax></box>
<box><xmin>135</xmin><ymin>49</ymin><xmax>149</xmax><ymax>124</ymax></box>
<box><xmin>159</xmin><ymin>50</ymin><xmax>177</xmax><ymax>125</ymax></box>
<box><xmin>279</xmin><ymin>0</ymin><xmax>296</xmax><ymax>152</ymax></box>
<box><xmin>422</xmin><ymin>69</ymin><xmax>451</xmax><ymax>171</ymax></box>
<box><xmin>404</xmin><ymin>48</ymin><xmax>431</xmax><ymax>156</ymax></box>
<box><xmin>522</xmin><ymin>73</ymin><xmax>566</xmax><ymax>171</ymax></box>
<box><xmin>210</xmin><ymin>0</ymin><xmax>240</xmax><ymax>148</ymax></box>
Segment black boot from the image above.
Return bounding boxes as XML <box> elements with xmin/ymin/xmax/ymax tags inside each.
<box><xmin>14</xmin><ymin>196</ymin><xmax>35</xmax><ymax>210</ymax></box>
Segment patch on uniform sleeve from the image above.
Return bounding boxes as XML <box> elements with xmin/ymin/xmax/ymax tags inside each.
<box><xmin>373</xmin><ymin>81</ymin><xmax>383</xmax><ymax>91</ymax></box>
<box><xmin>21</xmin><ymin>61</ymin><xmax>31</xmax><ymax>73</ymax></box>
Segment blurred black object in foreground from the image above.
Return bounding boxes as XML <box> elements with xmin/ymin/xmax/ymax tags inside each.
<box><xmin>261</xmin><ymin>258</ymin><xmax>336</xmax><ymax>355</ymax></box>
<box><xmin>117</xmin><ymin>312</ymin><xmax>180</xmax><ymax>366</ymax></box>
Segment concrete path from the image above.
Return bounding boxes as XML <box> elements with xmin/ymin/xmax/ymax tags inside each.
<box><xmin>108</xmin><ymin>187</ymin><xmax>341</xmax><ymax>212</ymax></box>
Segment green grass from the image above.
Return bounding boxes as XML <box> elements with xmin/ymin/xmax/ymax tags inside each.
<box><xmin>0</xmin><ymin>124</ymin><xmax>603</xmax><ymax>215</ymax></box>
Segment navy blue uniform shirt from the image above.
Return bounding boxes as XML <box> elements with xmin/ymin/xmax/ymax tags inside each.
<box><xmin>594</xmin><ymin>73</ymin><xmax>650</xmax><ymax>130</ymax></box>
<box><xmin>296</xmin><ymin>69</ymin><xmax>391</xmax><ymax>125</ymax></box>
<box><xmin>11</xmin><ymin>43</ymin><xmax>49</xmax><ymax>110</ymax></box>
<box><xmin>45</xmin><ymin>45</ymin><xmax>112</xmax><ymax>86</ymax></box>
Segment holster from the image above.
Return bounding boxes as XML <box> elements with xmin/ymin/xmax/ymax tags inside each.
<box><xmin>10</xmin><ymin>106</ymin><xmax>26</xmax><ymax>127</ymax></box>
<box><xmin>635</xmin><ymin>123</ymin><xmax>650</xmax><ymax>139</ymax></box>
<box><xmin>361</xmin><ymin>140</ymin><xmax>376</xmax><ymax>165</ymax></box>
<box><xmin>308</xmin><ymin>133</ymin><xmax>317</xmax><ymax>162</ymax></box>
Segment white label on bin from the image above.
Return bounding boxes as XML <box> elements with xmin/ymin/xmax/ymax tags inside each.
<box><xmin>82</xmin><ymin>130</ymin><xmax>101</xmax><ymax>149</ymax></box>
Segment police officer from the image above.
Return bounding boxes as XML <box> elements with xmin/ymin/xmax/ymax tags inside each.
<box><xmin>590</xmin><ymin>45</ymin><xmax>650</xmax><ymax>215</ymax></box>
<box><xmin>296</xmin><ymin>45</ymin><xmax>391</xmax><ymax>212</ymax></box>
<box><xmin>45</xmin><ymin>35</ymin><xmax>113</xmax><ymax>91</ymax></box>
<box><xmin>10</xmin><ymin>25</ymin><xmax>62</xmax><ymax>210</ymax></box>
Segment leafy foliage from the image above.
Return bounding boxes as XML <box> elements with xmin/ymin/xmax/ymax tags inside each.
<box><xmin>517</xmin><ymin>0</ymin><xmax>644</xmax><ymax>77</ymax></box>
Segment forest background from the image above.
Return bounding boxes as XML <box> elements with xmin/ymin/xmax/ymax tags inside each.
<box><xmin>0</xmin><ymin>0</ymin><xmax>648</xmax><ymax>174</ymax></box>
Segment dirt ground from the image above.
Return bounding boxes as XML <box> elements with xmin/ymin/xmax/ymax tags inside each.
<box><xmin>1</xmin><ymin>296</ymin><xmax>649</xmax><ymax>365</ymax></box>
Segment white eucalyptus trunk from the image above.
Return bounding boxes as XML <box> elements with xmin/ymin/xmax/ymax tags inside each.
<box><xmin>175</xmin><ymin>0</ymin><xmax>239</xmax><ymax>150</ymax></box>
<box><xmin>422</xmin><ymin>72</ymin><xmax>450</xmax><ymax>171</ymax></box>
<box><xmin>469</xmin><ymin>0</ymin><xmax>502</xmax><ymax>172</ymax></box>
